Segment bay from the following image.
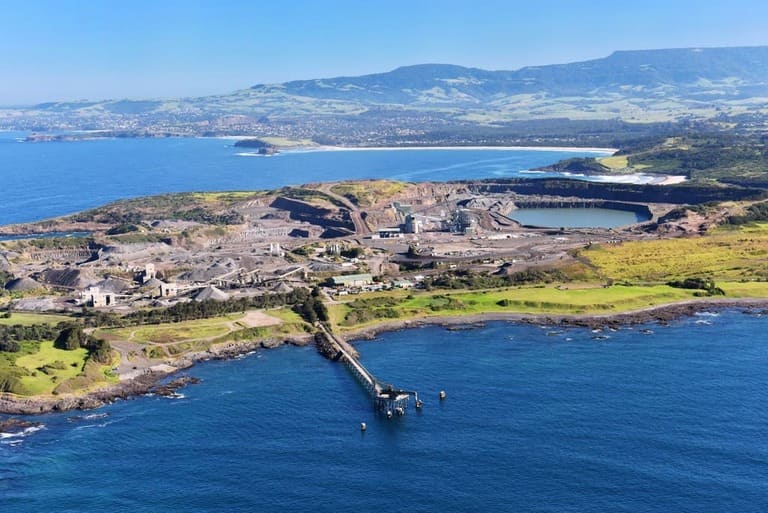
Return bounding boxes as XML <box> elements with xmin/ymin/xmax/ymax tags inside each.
<box><xmin>0</xmin><ymin>131</ymin><xmax>608</xmax><ymax>225</ymax></box>
<box><xmin>2</xmin><ymin>310</ymin><xmax>767</xmax><ymax>512</ymax></box>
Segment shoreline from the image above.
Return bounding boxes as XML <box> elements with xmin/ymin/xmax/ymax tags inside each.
<box><xmin>340</xmin><ymin>297</ymin><xmax>768</xmax><ymax>343</ymax></box>
<box><xmin>2</xmin><ymin>297</ymin><xmax>767</xmax><ymax>417</ymax></box>
<box><xmin>285</xmin><ymin>144</ymin><xmax>618</xmax><ymax>155</ymax></box>
<box><xmin>212</xmin><ymin>136</ymin><xmax>618</xmax><ymax>154</ymax></box>
<box><xmin>0</xmin><ymin>333</ymin><xmax>313</xmax><ymax>416</ymax></box>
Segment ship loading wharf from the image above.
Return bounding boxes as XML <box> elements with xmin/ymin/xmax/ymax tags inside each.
<box><xmin>315</xmin><ymin>323</ymin><xmax>421</xmax><ymax>416</ymax></box>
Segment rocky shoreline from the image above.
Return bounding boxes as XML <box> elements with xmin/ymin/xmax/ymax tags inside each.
<box><xmin>340</xmin><ymin>297</ymin><xmax>768</xmax><ymax>341</ymax></box>
<box><xmin>1</xmin><ymin>298</ymin><xmax>767</xmax><ymax>421</ymax></box>
<box><xmin>0</xmin><ymin>333</ymin><xmax>313</xmax><ymax>417</ymax></box>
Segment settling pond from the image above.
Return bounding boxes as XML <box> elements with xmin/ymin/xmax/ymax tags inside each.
<box><xmin>509</xmin><ymin>207</ymin><xmax>651</xmax><ymax>228</ymax></box>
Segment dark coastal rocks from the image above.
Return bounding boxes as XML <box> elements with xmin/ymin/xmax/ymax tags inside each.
<box><xmin>0</xmin><ymin>417</ymin><xmax>42</xmax><ymax>434</ymax></box>
<box><xmin>151</xmin><ymin>376</ymin><xmax>201</xmax><ymax>397</ymax></box>
<box><xmin>0</xmin><ymin>371</ymin><xmax>166</xmax><ymax>415</ymax></box>
<box><xmin>445</xmin><ymin>322</ymin><xmax>486</xmax><ymax>331</ymax></box>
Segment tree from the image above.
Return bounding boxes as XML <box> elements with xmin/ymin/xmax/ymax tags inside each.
<box><xmin>54</xmin><ymin>326</ymin><xmax>86</xmax><ymax>351</ymax></box>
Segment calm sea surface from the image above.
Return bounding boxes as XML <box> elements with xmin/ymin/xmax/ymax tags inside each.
<box><xmin>2</xmin><ymin>311</ymin><xmax>767</xmax><ymax>512</ymax></box>
<box><xmin>0</xmin><ymin>131</ymin><xmax>607</xmax><ymax>225</ymax></box>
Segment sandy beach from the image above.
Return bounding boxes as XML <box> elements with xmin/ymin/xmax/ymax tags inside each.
<box><xmin>232</xmin><ymin>143</ymin><xmax>691</xmax><ymax>185</ymax></box>
<box><xmin>291</xmin><ymin>144</ymin><xmax>618</xmax><ymax>154</ymax></box>
<box><xmin>590</xmin><ymin>173</ymin><xmax>688</xmax><ymax>185</ymax></box>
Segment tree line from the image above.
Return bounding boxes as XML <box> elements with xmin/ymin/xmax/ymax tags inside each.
<box><xmin>1</xmin><ymin>288</ymin><xmax>315</xmax><ymax>353</ymax></box>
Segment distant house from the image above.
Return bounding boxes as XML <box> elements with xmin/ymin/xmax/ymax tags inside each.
<box><xmin>160</xmin><ymin>282</ymin><xmax>178</xmax><ymax>297</ymax></box>
<box><xmin>141</xmin><ymin>278</ymin><xmax>178</xmax><ymax>299</ymax></box>
<box><xmin>330</xmin><ymin>273</ymin><xmax>374</xmax><ymax>288</ymax></box>
<box><xmin>83</xmin><ymin>286</ymin><xmax>115</xmax><ymax>308</ymax></box>
<box><xmin>142</xmin><ymin>263</ymin><xmax>156</xmax><ymax>284</ymax></box>
<box><xmin>392</xmin><ymin>279</ymin><xmax>414</xmax><ymax>289</ymax></box>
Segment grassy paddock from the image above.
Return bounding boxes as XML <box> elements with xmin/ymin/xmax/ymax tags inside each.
<box><xmin>191</xmin><ymin>191</ymin><xmax>263</xmax><ymax>204</ymax></box>
<box><xmin>14</xmin><ymin>341</ymin><xmax>88</xmax><ymax>395</ymax></box>
<box><xmin>96</xmin><ymin>313</ymin><xmax>246</xmax><ymax>344</ymax></box>
<box><xmin>329</xmin><ymin>284</ymin><xmax>702</xmax><ymax>331</ymax></box>
<box><xmin>0</xmin><ymin>312</ymin><xmax>72</xmax><ymax>326</ymax></box>
<box><xmin>718</xmin><ymin>281</ymin><xmax>768</xmax><ymax>297</ymax></box>
<box><xmin>95</xmin><ymin>308</ymin><xmax>307</xmax><ymax>346</ymax></box>
<box><xmin>598</xmin><ymin>155</ymin><xmax>628</xmax><ymax>169</ymax></box>
<box><xmin>582</xmin><ymin>226</ymin><xmax>768</xmax><ymax>283</ymax></box>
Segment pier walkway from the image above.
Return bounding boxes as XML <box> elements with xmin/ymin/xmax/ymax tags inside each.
<box><xmin>316</xmin><ymin>323</ymin><xmax>419</xmax><ymax>414</ymax></box>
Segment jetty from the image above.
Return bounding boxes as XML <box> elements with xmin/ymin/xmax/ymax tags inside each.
<box><xmin>315</xmin><ymin>323</ymin><xmax>419</xmax><ymax>415</ymax></box>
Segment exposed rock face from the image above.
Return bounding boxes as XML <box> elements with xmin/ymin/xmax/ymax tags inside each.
<box><xmin>463</xmin><ymin>179</ymin><xmax>765</xmax><ymax>204</ymax></box>
<box><xmin>270</xmin><ymin>197</ymin><xmax>355</xmax><ymax>233</ymax></box>
<box><xmin>513</xmin><ymin>200</ymin><xmax>653</xmax><ymax>219</ymax></box>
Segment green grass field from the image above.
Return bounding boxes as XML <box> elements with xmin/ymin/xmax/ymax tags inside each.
<box><xmin>581</xmin><ymin>224</ymin><xmax>768</xmax><ymax>282</ymax></box>
<box><xmin>98</xmin><ymin>315</ymin><xmax>240</xmax><ymax>344</ymax></box>
<box><xmin>0</xmin><ymin>312</ymin><xmax>72</xmax><ymax>326</ymax></box>
<box><xmin>95</xmin><ymin>308</ymin><xmax>309</xmax><ymax>346</ymax></box>
<box><xmin>598</xmin><ymin>155</ymin><xmax>628</xmax><ymax>169</ymax></box>
<box><xmin>13</xmin><ymin>341</ymin><xmax>88</xmax><ymax>395</ymax></box>
<box><xmin>718</xmin><ymin>281</ymin><xmax>768</xmax><ymax>296</ymax></box>
<box><xmin>329</xmin><ymin>284</ymin><xmax>711</xmax><ymax>332</ymax></box>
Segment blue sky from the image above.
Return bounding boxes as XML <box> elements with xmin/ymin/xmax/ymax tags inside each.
<box><xmin>1</xmin><ymin>0</ymin><xmax>767</xmax><ymax>104</ymax></box>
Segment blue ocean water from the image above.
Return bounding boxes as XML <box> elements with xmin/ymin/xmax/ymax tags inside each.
<box><xmin>3</xmin><ymin>310</ymin><xmax>767</xmax><ymax>512</ymax></box>
<box><xmin>0</xmin><ymin>131</ymin><xmax>607</xmax><ymax>225</ymax></box>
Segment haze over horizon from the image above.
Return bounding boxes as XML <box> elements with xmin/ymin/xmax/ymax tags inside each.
<box><xmin>2</xmin><ymin>0</ymin><xmax>768</xmax><ymax>105</ymax></box>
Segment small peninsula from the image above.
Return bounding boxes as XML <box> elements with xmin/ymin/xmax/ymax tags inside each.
<box><xmin>232</xmin><ymin>138</ymin><xmax>278</xmax><ymax>154</ymax></box>
<box><xmin>1</xmin><ymin>165</ymin><xmax>768</xmax><ymax>415</ymax></box>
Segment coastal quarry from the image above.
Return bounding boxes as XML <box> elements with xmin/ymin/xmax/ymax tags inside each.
<box><xmin>1</xmin><ymin>176</ymin><xmax>768</xmax><ymax>414</ymax></box>
<box><xmin>0</xmin><ymin>177</ymin><xmax>730</xmax><ymax>313</ymax></box>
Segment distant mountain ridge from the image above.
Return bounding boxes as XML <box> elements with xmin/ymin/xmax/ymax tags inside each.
<box><xmin>250</xmin><ymin>46</ymin><xmax>768</xmax><ymax>105</ymax></box>
<box><xmin>7</xmin><ymin>45</ymin><xmax>768</xmax><ymax>141</ymax></box>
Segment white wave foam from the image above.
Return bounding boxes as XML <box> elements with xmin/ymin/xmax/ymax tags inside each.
<box><xmin>74</xmin><ymin>420</ymin><xmax>116</xmax><ymax>431</ymax></box>
<box><xmin>83</xmin><ymin>412</ymin><xmax>109</xmax><ymax>420</ymax></box>
<box><xmin>0</xmin><ymin>424</ymin><xmax>45</xmax><ymax>440</ymax></box>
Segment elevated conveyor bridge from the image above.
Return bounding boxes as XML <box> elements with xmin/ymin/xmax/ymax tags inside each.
<box><xmin>316</xmin><ymin>323</ymin><xmax>419</xmax><ymax>415</ymax></box>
